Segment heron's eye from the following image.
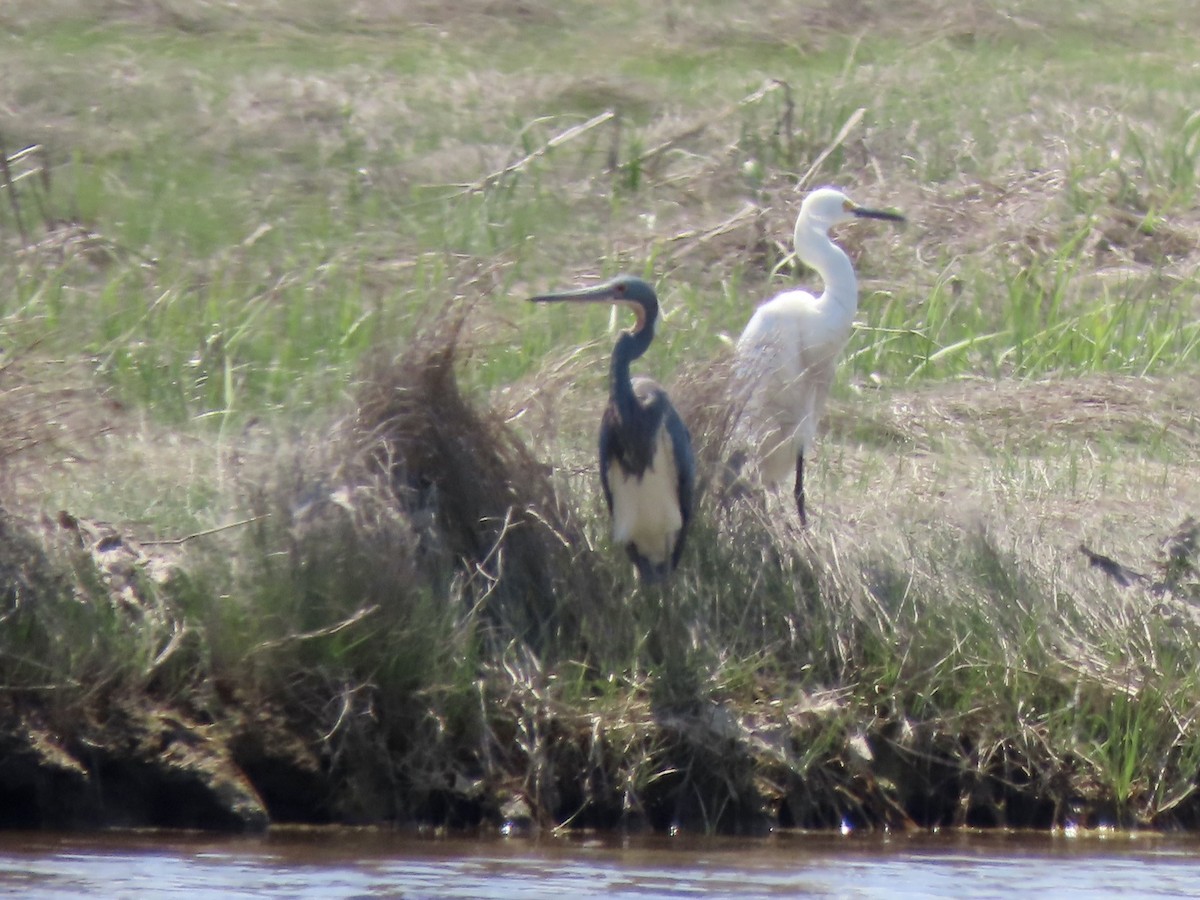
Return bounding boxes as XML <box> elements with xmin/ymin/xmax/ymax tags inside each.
<box><xmin>842</xmin><ymin>199</ymin><xmax>854</xmax><ymax>212</ymax></box>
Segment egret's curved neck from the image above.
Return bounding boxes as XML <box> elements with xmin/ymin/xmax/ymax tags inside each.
<box><xmin>796</xmin><ymin>222</ymin><xmax>858</xmax><ymax>319</ymax></box>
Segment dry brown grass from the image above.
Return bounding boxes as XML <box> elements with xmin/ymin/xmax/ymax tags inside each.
<box><xmin>805</xmin><ymin>372</ymin><xmax>1200</xmax><ymax>612</ymax></box>
<box><xmin>350</xmin><ymin>302</ymin><xmax>613</xmax><ymax>652</ymax></box>
<box><xmin>0</xmin><ymin>356</ymin><xmax>112</xmax><ymax>472</ymax></box>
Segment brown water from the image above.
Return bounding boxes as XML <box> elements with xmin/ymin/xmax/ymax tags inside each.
<box><xmin>1</xmin><ymin>828</ymin><xmax>1198</xmax><ymax>898</ymax></box>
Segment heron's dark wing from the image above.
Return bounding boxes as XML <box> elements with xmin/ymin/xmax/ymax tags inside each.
<box><xmin>597</xmin><ymin>407</ymin><xmax>617</xmax><ymax>513</ymax></box>
<box><xmin>665</xmin><ymin>402</ymin><xmax>695</xmax><ymax>571</ymax></box>
<box><xmin>623</xmin><ymin>377</ymin><xmax>669</xmax><ymax>476</ymax></box>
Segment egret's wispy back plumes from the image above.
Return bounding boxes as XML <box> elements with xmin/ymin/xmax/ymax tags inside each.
<box><xmin>670</xmin><ymin>352</ymin><xmax>742</xmax><ymax>503</ymax></box>
<box><xmin>732</xmin><ymin>187</ymin><xmax>905</xmax><ymax>524</ymax></box>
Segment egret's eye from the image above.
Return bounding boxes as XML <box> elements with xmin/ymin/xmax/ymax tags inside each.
<box><xmin>842</xmin><ymin>199</ymin><xmax>855</xmax><ymax>213</ymax></box>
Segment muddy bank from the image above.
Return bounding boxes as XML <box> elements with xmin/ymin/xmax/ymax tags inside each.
<box><xmin>0</xmin><ymin>460</ymin><xmax>1196</xmax><ymax>835</ymax></box>
<box><xmin>0</xmin><ymin>503</ymin><xmax>1196</xmax><ymax>834</ymax></box>
<box><xmin>3</xmin><ymin>678</ymin><xmax>1197</xmax><ymax>835</ymax></box>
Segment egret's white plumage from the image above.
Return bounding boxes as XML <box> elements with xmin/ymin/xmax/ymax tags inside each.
<box><xmin>733</xmin><ymin>187</ymin><xmax>904</xmax><ymax>522</ymax></box>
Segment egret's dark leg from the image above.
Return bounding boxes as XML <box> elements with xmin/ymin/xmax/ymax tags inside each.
<box><xmin>794</xmin><ymin>452</ymin><xmax>807</xmax><ymax>526</ymax></box>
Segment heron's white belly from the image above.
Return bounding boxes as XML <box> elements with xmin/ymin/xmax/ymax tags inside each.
<box><xmin>608</xmin><ymin>430</ymin><xmax>682</xmax><ymax>564</ymax></box>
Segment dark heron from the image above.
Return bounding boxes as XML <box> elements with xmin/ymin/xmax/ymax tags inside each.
<box><xmin>530</xmin><ymin>275</ymin><xmax>695</xmax><ymax>583</ymax></box>
<box><xmin>732</xmin><ymin>187</ymin><xmax>905</xmax><ymax>525</ymax></box>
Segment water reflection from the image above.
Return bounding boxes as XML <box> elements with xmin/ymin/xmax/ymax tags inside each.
<box><xmin>1</xmin><ymin>828</ymin><xmax>1199</xmax><ymax>898</ymax></box>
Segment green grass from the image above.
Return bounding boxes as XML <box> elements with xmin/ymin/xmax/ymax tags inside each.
<box><xmin>0</xmin><ymin>0</ymin><xmax>1198</xmax><ymax>832</ymax></box>
<box><xmin>6</xmin><ymin>3</ymin><xmax>1198</xmax><ymax>412</ymax></box>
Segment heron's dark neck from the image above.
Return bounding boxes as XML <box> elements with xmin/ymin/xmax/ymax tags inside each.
<box><xmin>610</xmin><ymin>326</ymin><xmax>653</xmax><ymax>419</ymax></box>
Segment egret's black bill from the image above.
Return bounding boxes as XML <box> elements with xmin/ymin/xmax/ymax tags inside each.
<box><xmin>852</xmin><ymin>205</ymin><xmax>906</xmax><ymax>223</ymax></box>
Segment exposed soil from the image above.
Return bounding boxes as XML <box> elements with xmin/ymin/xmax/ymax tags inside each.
<box><xmin>4</xmin><ymin>637</ymin><xmax>1199</xmax><ymax>835</ymax></box>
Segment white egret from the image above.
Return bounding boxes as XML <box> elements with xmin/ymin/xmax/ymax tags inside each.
<box><xmin>732</xmin><ymin>187</ymin><xmax>904</xmax><ymax>524</ymax></box>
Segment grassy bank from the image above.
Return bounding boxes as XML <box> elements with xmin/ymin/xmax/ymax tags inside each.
<box><xmin>0</xmin><ymin>0</ymin><xmax>1198</xmax><ymax>831</ymax></box>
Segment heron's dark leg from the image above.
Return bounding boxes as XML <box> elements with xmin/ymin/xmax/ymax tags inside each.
<box><xmin>794</xmin><ymin>452</ymin><xmax>807</xmax><ymax>526</ymax></box>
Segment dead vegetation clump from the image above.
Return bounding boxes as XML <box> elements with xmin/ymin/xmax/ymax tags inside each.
<box><xmin>351</xmin><ymin>302</ymin><xmax>608</xmax><ymax>651</ymax></box>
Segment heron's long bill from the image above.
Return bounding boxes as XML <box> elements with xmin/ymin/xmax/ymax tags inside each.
<box><xmin>850</xmin><ymin>204</ymin><xmax>906</xmax><ymax>223</ymax></box>
<box><xmin>529</xmin><ymin>281</ymin><xmax>647</xmax><ymax>332</ymax></box>
<box><xmin>528</xmin><ymin>281</ymin><xmax>627</xmax><ymax>305</ymax></box>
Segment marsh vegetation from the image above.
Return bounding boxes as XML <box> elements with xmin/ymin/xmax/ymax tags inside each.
<box><xmin>0</xmin><ymin>0</ymin><xmax>1198</xmax><ymax>832</ymax></box>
